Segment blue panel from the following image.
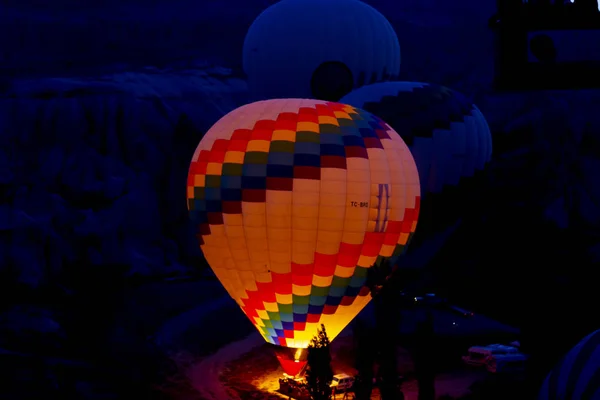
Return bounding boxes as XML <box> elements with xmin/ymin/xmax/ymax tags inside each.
<box><xmin>205</xmin><ymin>187</ymin><xmax>221</xmax><ymax>200</ymax></box>
<box><xmin>320</xmin><ymin>133</ymin><xmax>344</xmax><ymax>145</ymax></box>
<box><xmin>294</xmin><ymin>153</ymin><xmax>320</xmax><ymax>167</ymax></box>
<box><xmin>243</xmin><ymin>163</ymin><xmax>267</xmax><ymax>177</ymax></box>
<box><xmin>343</xmin><ymin>135</ymin><xmax>365</xmax><ymax>147</ymax></box>
<box><xmin>294</xmin><ymin>142</ymin><xmax>321</xmax><ymax>155</ymax></box>
<box><xmin>309</xmin><ymin>295</ymin><xmax>327</xmax><ymax>306</ymax></box>
<box><xmin>271</xmin><ymin>320</ymin><xmax>283</xmax><ymax>330</ymax></box>
<box><xmin>349</xmin><ymin>276</ymin><xmax>366</xmax><ymax>288</ymax></box>
<box><xmin>241</xmin><ymin>176</ymin><xmax>267</xmax><ymax>189</ymax></box>
<box><xmin>267</xmin><ymin>164</ymin><xmax>294</xmax><ymax>178</ymax></box>
<box><xmin>320</xmin><ymin>144</ymin><xmax>346</xmax><ymax>156</ymax></box>
<box><xmin>326</xmin><ymin>296</ymin><xmax>342</xmax><ymax>306</ymax></box>
<box><xmin>345</xmin><ymin>286</ymin><xmax>361</xmax><ymax>297</ymax></box>
<box><xmin>292</xmin><ymin>304</ymin><xmax>309</xmax><ymax>314</ymax></box>
<box><xmin>221</xmin><ymin>175</ymin><xmax>242</xmax><ymax>188</ymax></box>
<box><xmin>268</xmin><ymin>152</ymin><xmax>295</xmax><ymax>165</ymax></box>
<box><xmin>275</xmin><ymin>329</ymin><xmax>284</xmax><ymax>337</ymax></box>
<box><xmin>205</xmin><ymin>200</ymin><xmax>221</xmax><ymax>212</ymax></box>
<box><xmin>293</xmin><ymin>313</ymin><xmax>308</xmax><ymax>322</ymax></box>
<box><xmin>192</xmin><ymin>199</ymin><xmax>206</xmax><ymax>211</ymax></box>
<box><xmin>328</xmin><ymin>286</ymin><xmax>346</xmax><ymax>297</ymax></box>
<box><xmin>280</xmin><ymin>312</ymin><xmax>294</xmax><ymax>322</ymax></box>
<box><xmin>359</xmin><ymin>127</ymin><xmax>376</xmax><ymax>138</ymax></box>
<box><xmin>340</xmin><ymin>126</ymin><xmax>361</xmax><ymax>136</ymax></box>
<box><xmin>282</xmin><ymin>321</ymin><xmax>294</xmax><ymax>330</ymax></box>
<box><xmin>308</xmin><ymin>305</ymin><xmax>324</xmax><ymax>314</ymax></box>
<box><xmin>221</xmin><ymin>188</ymin><xmax>242</xmax><ymax>201</ymax></box>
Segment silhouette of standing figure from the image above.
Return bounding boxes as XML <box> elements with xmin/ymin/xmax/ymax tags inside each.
<box><xmin>413</xmin><ymin>311</ymin><xmax>436</xmax><ymax>400</ymax></box>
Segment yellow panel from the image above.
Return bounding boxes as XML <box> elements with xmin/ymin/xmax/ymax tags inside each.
<box><xmin>229</xmin><ymin>248</ymin><xmax>250</xmax><ymax>263</ymax></box>
<box><xmin>317</xmin><ymin>229</ymin><xmax>343</xmax><ymax>244</ymax></box>
<box><xmin>318</xmin><ymin>216</ymin><xmax>344</xmax><ymax>232</ymax></box>
<box><xmin>245</xmin><ymin>226</ymin><xmax>267</xmax><ymax>240</ymax></box>
<box><xmin>194</xmin><ymin>174</ymin><xmax>205</xmax><ymax>186</ymax></box>
<box><xmin>228</xmin><ymin>239</ymin><xmax>248</xmax><ymax>251</ymax></box>
<box><xmin>224</xmin><ymin>151</ymin><xmax>245</xmax><ymax>164</ymax></box>
<box><xmin>264</xmin><ymin>302</ymin><xmax>278</xmax><ymax>312</ymax></box>
<box><xmin>246</xmin><ymin>140</ymin><xmax>271</xmax><ymax>152</ymax></box>
<box><xmin>315</xmin><ymin>241</ymin><xmax>340</xmax><ymax>255</ymax></box>
<box><xmin>297</xmin><ymin>121</ymin><xmax>319</xmax><ymax>132</ymax></box>
<box><xmin>272</xmin><ymin>130</ymin><xmax>296</xmax><ymax>141</ymax></box>
<box><xmin>224</xmin><ymin>213</ymin><xmax>243</xmax><ymax>226</ymax></box>
<box><xmin>292</xmin><ymin>239</ymin><xmax>317</xmax><ymax>258</ymax></box>
<box><xmin>206</xmin><ymin>163</ymin><xmax>222</xmax><ymax>175</ymax></box>
<box><xmin>255</xmin><ymin>272</ymin><xmax>271</xmax><ymax>283</ymax></box>
<box><xmin>225</xmin><ymin>224</ymin><xmax>245</xmax><ymax>237</ymax></box>
<box><xmin>334</xmin><ymin>265</ymin><xmax>355</xmax><ymax>278</ymax></box>
<box><xmin>344</xmin><ymin>218</ymin><xmax>368</xmax><ymax>234</ymax></box>
<box><xmin>320</xmin><ymin>168</ymin><xmax>346</xmax><ymax>184</ymax></box>
<box><xmin>379</xmin><ymin>244</ymin><xmax>395</xmax><ymax>257</ymax></box>
<box><xmin>291</xmin><ymin>251</ymin><xmax>314</xmax><ymax>265</ymax></box>
<box><xmin>253</xmin><ymin>317</ymin><xmax>265</xmax><ymax>327</ymax></box>
<box><xmin>292</xmin><ymin>284</ymin><xmax>311</xmax><ymax>296</ymax></box>
<box><xmin>270</xmin><ymin>261</ymin><xmax>291</xmax><ymax>274</ymax></box>
<box><xmin>312</xmin><ymin>274</ymin><xmax>333</xmax><ymax>287</ymax></box>
<box><xmin>234</xmin><ymin>260</ymin><xmax>252</xmax><ymax>271</ymax></box>
<box><xmin>293</xmin><ymin>180</ymin><xmax>320</xmax><ymax>196</ymax></box>
<box><xmin>333</xmin><ymin>111</ymin><xmax>351</xmax><ymax>119</ymax></box>
<box><xmin>186</xmin><ymin>186</ymin><xmax>195</xmax><ymax>199</ymax></box>
<box><xmin>257</xmin><ymin>309</ymin><xmax>269</xmax><ymax>320</ymax></box>
<box><xmin>269</xmin><ymin>245</ymin><xmax>291</xmax><ymax>258</ymax></box>
<box><xmin>276</xmin><ymin>293</ymin><xmax>292</xmax><ymax>304</ymax></box>
<box><xmin>357</xmin><ymin>254</ymin><xmax>377</xmax><ymax>268</ymax></box>
<box><xmin>366</xmin><ymin>220</ymin><xmax>376</xmax><ymax>233</ymax></box>
<box><xmin>341</xmin><ymin>231</ymin><xmax>365</xmax><ymax>245</ymax></box>
<box><xmin>346</xmin><ymin>158</ymin><xmax>370</xmax><ymax>175</ymax></box>
<box><xmin>209</xmin><ymin>224</ymin><xmax>226</xmax><ymax>236</ymax></box>
<box><xmin>267</xmin><ymin>227</ymin><xmax>292</xmax><ymax>242</ymax></box>
<box><xmin>267</xmin><ymin>215</ymin><xmax>292</xmax><ymax>229</ymax></box>
<box><xmin>318</xmin><ymin>116</ymin><xmax>339</xmax><ymax>125</ymax></box>
<box><xmin>292</xmin><ymin>212</ymin><xmax>319</xmax><ymax>231</ymax></box>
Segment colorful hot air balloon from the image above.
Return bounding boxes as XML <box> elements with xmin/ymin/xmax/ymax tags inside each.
<box><xmin>340</xmin><ymin>82</ymin><xmax>492</xmax><ymax>195</ymax></box>
<box><xmin>539</xmin><ymin>329</ymin><xmax>600</xmax><ymax>400</ymax></box>
<box><xmin>187</xmin><ymin>99</ymin><xmax>420</xmax><ymax>376</ymax></box>
<box><xmin>242</xmin><ymin>0</ymin><xmax>401</xmax><ymax>102</ymax></box>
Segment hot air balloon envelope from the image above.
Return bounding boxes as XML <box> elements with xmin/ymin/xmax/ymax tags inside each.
<box><xmin>243</xmin><ymin>0</ymin><xmax>401</xmax><ymax>101</ymax></box>
<box><xmin>187</xmin><ymin>99</ymin><xmax>420</xmax><ymax>375</ymax></box>
<box><xmin>340</xmin><ymin>82</ymin><xmax>492</xmax><ymax>195</ymax></box>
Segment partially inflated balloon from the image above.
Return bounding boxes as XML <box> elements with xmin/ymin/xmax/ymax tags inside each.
<box><xmin>340</xmin><ymin>82</ymin><xmax>492</xmax><ymax>194</ymax></box>
<box><xmin>243</xmin><ymin>0</ymin><xmax>401</xmax><ymax>101</ymax></box>
<box><xmin>187</xmin><ymin>99</ymin><xmax>420</xmax><ymax>375</ymax></box>
<box><xmin>539</xmin><ymin>329</ymin><xmax>600</xmax><ymax>400</ymax></box>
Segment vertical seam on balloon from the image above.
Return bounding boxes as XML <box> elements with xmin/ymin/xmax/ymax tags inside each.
<box><xmin>313</xmin><ymin>101</ymin><xmax>325</xmax><ymax>331</ymax></box>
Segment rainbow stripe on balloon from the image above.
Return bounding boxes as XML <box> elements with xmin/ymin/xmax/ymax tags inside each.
<box><xmin>187</xmin><ymin>99</ymin><xmax>420</xmax><ymax>349</ymax></box>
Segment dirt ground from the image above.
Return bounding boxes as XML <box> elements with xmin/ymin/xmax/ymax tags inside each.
<box><xmin>219</xmin><ymin>335</ymin><xmax>488</xmax><ymax>400</ymax></box>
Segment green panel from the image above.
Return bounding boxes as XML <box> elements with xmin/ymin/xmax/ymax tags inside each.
<box><xmin>267</xmin><ymin>311</ymin><xmax>281</xmax><ymax>321</ymax></box>
<box><xmin>270</xmin><ymin>140</ymin><xmax>295</xmax><ymax>153</ymax></box>
<box><xmin>193</xmin><ymin>187</ymin><xmax>205</xmax><ymax>199</ymax></box>
<box><xmin>295</xmin><ymin>131</ymin><xmax>320</xmax><ymax>143</ymax></box>
<box><xmin>278</xmin><ymin>304</ymin><xmax>293</xmax><ymax>314</ymax></box>
<box><xmin>292</xmin><ymin>295</ymin><xmax>310</xmax><ymax>305</ymax></box>
<box><xmin>311</xmin><ymin>285</ymin><xmax>330</xmax><ymax>297</ymax></box>
<box><xmin>205</xmin><ymin>175</ymin><xmax>221</xmax><ymax>188</ymax></box>
<box><xmin>245</xmin><ymin>151</ymin><xmax>269</xmax><ymax>164</ymax></box>
<box><xmin>332</xmin><ymin>276</ymin><xmax>351</xmax><ymax>288</ymax></box>
<box><xmin>222</xmin><ymin>163</ymin><xmax>243</xmax><ymax>176</ymax></box>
